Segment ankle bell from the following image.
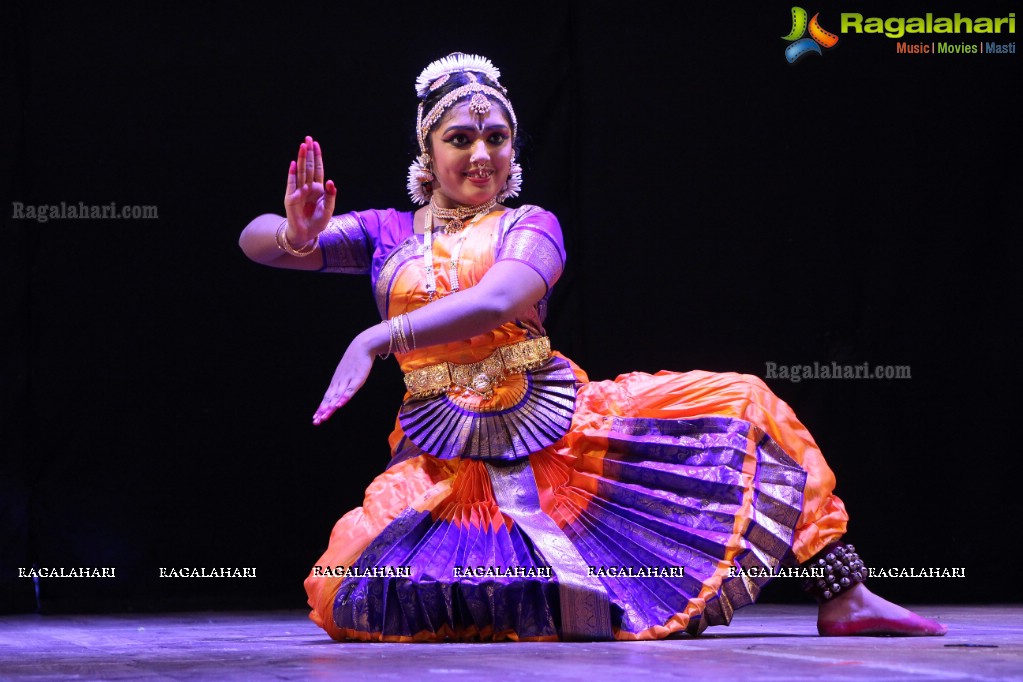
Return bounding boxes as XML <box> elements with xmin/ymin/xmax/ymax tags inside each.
<box><xmin>802</xmin><ymin>542</ymin><xmax>868</xmax><ymax>602</ymax></box>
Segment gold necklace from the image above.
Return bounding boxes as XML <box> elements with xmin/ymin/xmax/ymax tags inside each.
<box><xmin>422</xmin><ymin>202</ymin><xmax>495</xmax><ymax>301</ymax></box>
<box><xmin>429</xmin><ymin>196</ymin><xmax>497</xmax><ymax>234</ymax></box>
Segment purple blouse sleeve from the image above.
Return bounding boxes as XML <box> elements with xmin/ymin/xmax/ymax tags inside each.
<box><xmin>317</xmin><ymin>213</ymin><xmax>373</xmax><ymax>274</ymax></box>
<box><xmin>496</xmin><ymin>206</ymin><xmax>566</xmax><ymax>292</ymax></box>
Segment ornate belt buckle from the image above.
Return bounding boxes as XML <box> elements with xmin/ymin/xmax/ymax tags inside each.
<box><xmin>467</xmin><ymin>371</ymin><xmax>497</xmax><ymax>399</ymax></box>
<box><xmin>451</xmin><ymin>354</ymin><xmax>505</xmax><ymax>400</ymax></box>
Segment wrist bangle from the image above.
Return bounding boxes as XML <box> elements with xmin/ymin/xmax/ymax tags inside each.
<box><xmin>384</xmin><ymin>314</ymin><xmax>416</xmax><ymax>358</ymax></box>
<box><xmin>276</xmin><ymin>219</ymin><xmax>318</xmax><ymax>257</ymax></box>
<box><xmin>396</xmin><ymin>315</ymin><xmax>410</xmax><ymax>355</ymax></box>
<box><xmin>401</xmin><ymin>316</ymin><xmax>413</xmax><ymax>351</ymax></box>
<box><xmin>400</xmin><ymin>314</ymin><xmax>416</xmax><ymax>354</ymax></box>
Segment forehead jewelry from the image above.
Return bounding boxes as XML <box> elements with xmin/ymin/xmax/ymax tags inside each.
<box><xmin>415</xmin><ymin>83</ymin><xmax>517</xmax><ymax>159</ymax></box>
<box><xmin>465</xmin><ymin>72</ymin><xmax>492</xmax><ymax>126</ymax></box>
<box><xmin>467</xmin><ymin>92</ymin><xmax>491</xmax><ymax>115</ymax></box>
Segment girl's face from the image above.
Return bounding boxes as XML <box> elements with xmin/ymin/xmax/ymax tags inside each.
<box><xmin>427</xmin><ymin>100</ymin><xmax>513</xmax><ymax>208</ymax></box>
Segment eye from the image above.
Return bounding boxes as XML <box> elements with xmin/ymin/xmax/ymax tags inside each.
<box><xmin>487</xmin><ymin>132</ymin><xmax>509</xmax><ymax>145</ymax></box>
<box><xmin>445</xmin><ymin>134</ymin><xmax>470</xmax><ymax>147</ymax></box>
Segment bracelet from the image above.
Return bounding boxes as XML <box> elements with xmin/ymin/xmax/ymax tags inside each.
<box><xmin>401</xmin><ymin>316</ymin><xmax>413</xmax><ymax>351</ymax></box>
<box><xmin>395</xmin><ymin>315</ymin><xmax>410</xmax><ymax>355</ymax></box>
<box><xmin>275</xmin><ymin>219</ymin><xmax>318</xmax><ymax>257</ymax></box>
<box><xmin>384</xmin><ymin>314</ymin><xmax>417</xmax><ymax>358</ymax></box>
<box><xmin>398</xmin><ymin>315</ymin><xmax>411</xmax><ymax>354</ymax></box>
<box><xmin>389</xmin><ymin>317</ymin><xmax>401</xmax><ymax>355</ymax></box>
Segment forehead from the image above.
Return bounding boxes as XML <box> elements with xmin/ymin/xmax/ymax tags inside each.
<box><xmin>434</xmin><ymin>100</ymin><xmax>512</xmax><ymax>131</ymax></box>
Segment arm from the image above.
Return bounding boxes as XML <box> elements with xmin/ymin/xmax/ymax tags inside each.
<box><xmin>239</xmin><ymin>136</ymin><xmax>335</xmax><ymax>271</ymax></box>
<box><xmin>312</xmin><ymin>258</ymin><xmax>547</xmax><ymax>424</ymax></box>
<box><xmin>238</xmin><ymin>212</ymin><xmax>325</xmax><ymax>270</ymax></box>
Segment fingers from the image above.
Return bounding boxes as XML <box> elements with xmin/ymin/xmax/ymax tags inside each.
<box><xmin>312</xmin><ymin>403</ymin><xmax>336</xmax><ymax>425</ymax></box>
<box><xmin>311</xmin><ymin>346</ymin><xmax>372</xmax><ymax>426</ymax></box>
<box><xmin>324</xmin><ymin>180</ymin><xmax>338</xmax><ymax>217</ymax></box>
<box><xmin>312</xmin><ymin>382</ymin><xmax>355</xmax><ymax>425</ymax></box>
<box><xmin>313</xmin><ymin>140</ymin><xmax>324</xmax><ymax>184</ymax></box>
<box><xmin>304</xmin><ymin>136</ymin><xmax>316</xmax><ymax>187</ymax></box>
<box><xmin>293</xmin><ymin>136</ymin><xmax>327</xmax><ymax>192</ymax></box>
<box><xmin>285</xmin><ymin>160</ymin><xmax>297</xmax><ymax>196</ymax></box>
<box><xmin>296</xmin><ymin>140</ymin><xmax>307</xmax><ymax>187</ymax></box>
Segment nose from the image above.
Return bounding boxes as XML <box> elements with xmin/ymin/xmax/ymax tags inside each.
<box><xmin>469</xmin><ymin>139</ymin><xmax>490</xmax><ymax>164</ymax></box>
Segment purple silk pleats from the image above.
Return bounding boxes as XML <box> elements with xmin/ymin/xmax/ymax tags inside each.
<box><xmin>398</xmin><ymin>357</ymin><xmax>577</xmax><ymax>461</ymax></box>
<box><xmin>332</xmin><ymin>416</ymin><xmax>805</xmax><ymax>640</ymax></box>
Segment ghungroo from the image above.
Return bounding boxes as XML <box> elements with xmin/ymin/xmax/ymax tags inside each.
<box><xmin>802</xmin><ymin>542</ymin><xmax>868</xmax><ymax>602</ymax></box>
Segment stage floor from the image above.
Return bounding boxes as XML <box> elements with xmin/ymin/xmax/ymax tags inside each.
<box><xmin>0</xmin><ymin>605</ymin><xmax>1019</xmax><ymax>681</ymax></box>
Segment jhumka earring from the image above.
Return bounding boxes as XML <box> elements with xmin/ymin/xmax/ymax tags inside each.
<box><xmin>498</xmin><ymin>157</ymin><xmax>523</xmax><ymax>201</ymax></box>
<box><xmin>406</xmin><ymin>152</ymin><xmax>434</xmax><ymax>205</ymax></box>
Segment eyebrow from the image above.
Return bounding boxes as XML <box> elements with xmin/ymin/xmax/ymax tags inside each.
<box><xmin>441</xmin><ymin>124</ymin><xmax>510</xmax><ymax>135</ymax></box>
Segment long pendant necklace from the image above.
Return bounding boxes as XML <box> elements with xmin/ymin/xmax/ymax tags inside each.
<box><xmin>422</xmin><ymin>198</ymin><xmax>496</xmax><ymax>302</ymax></box>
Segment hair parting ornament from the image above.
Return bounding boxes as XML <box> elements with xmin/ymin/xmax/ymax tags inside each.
<box><xmin>406</xmin><ymin>53</ymin><xmax>523</xmax><ymax>205</ymax></box>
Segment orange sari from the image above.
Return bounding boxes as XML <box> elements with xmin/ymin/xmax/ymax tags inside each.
<box><xmin>304</xmin><ymin>206</ymin><xmax>847</xmax><ymax>641</ymax></box>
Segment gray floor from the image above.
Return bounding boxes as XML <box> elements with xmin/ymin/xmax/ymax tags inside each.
<box><xmin>0</xmin><ymin>605</ymin><xmax>1019</xmax><ymax>681</ymax></box>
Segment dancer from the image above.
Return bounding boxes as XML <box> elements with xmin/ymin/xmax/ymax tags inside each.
<box><xmin>239</xmin><ymin>53</ymin><xmax>946</xmax><ymax>641</ymax></box>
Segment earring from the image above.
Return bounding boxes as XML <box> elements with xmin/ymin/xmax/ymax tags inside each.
<box><xmin>497</xmin><ymin>158</ymin><xmax>523</xmax><ymax>202</ymax></box>
<box><xmin>406</xmin><ymin>153</ymin><xmax>433</xmax><ymax>205</ymax></box>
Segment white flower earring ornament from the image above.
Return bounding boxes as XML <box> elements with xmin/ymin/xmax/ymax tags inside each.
<box><xmin>407</xmin><ymin>153</ymin><xmax>433</xmax><ymax>205</ymax></box>
<box><xmin>498</xmin><ymin>158</ymin><xmax>523</xmax><ymax>202</ymax></box>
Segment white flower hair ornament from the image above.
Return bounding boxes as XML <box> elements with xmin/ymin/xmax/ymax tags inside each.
<box><xmin>415</xmin><ymin>54</ymin><xmax>502</xmax><ymax>97</ymax></box>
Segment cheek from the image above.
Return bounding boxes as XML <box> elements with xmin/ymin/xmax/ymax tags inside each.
<box><xmin>434</xmin><ymin>154</ymin><xmax>459</xmax><ymax>177</ymax></box>
<box><xmin>495</xmin><ymin>145</ymin><xmax>513</xmax><ymax>166</ymax></box>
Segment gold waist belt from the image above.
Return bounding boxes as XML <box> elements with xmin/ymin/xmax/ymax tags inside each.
<box><xmin>404</xmin><ymin>337</ymin><xmax>552</xmax><ymax>400</ymax></box>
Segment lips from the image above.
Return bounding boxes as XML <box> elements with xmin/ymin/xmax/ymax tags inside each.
<box><xmin>465</xmin><ymin>168</ymin><xmax>494</xmax><ymax>183</ymax></box>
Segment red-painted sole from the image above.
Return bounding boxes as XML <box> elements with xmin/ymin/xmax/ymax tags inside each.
<box><xmin>818</xmin><ymin>615</ymin><xmax>948</xmax><ymax>637</ymax></box>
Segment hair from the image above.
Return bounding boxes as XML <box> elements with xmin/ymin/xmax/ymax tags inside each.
<box><xmin>417</xmin><ymin>70</ymin><xmax>522</xmax><ymax>157</ymax></box>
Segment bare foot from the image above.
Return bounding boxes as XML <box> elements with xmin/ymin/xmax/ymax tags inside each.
<box><xmin>817</xmin><ymin>584</ymin><xmax>947</xmax><ymax>636</ymax></box>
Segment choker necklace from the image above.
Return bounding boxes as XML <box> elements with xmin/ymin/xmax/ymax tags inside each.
<box><xmin>429</xmin><ymin>196</ymin><xmax>497</xmax><ymax>234</ymax></box>
<box><xmin>422</xmin><ymin>200</ymin><xmax>497</xmax><ymax>302</ymax></box>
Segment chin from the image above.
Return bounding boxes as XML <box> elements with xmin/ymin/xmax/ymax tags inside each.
<box><xmin>460</xmin><ymin>187</ymin><xmax>498</xmax><ymax>203</ymax></box>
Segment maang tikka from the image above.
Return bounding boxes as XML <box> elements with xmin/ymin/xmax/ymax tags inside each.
<box><xmin>406</xmin><ymin>53</ymin><xmax>523</xmax><ymax>205</ymax></box>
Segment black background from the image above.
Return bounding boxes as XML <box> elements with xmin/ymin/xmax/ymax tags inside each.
<box><xmin>2</xmin><ymin>0</ymin><xmax>1019</xmax><ymax>613</ymax></box>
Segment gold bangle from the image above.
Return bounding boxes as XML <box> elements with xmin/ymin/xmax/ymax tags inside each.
<box><xmin>395</xmin><ymin>314</ymin><xmax>410</xmax><ymax>355</ymax></box>
<box><xmin>276</xmin><ymin>220</ymin><xmax>318</xmax><ymax>257</ymax></box>
<box><xmin>405</xmin><ymin>315</ymin><xmax>417</xmax><ymax>351</ymax></box>
<box><xmin>389</xmin><ymin>316</ymin><xmax>403</xmax><ymax>356</ymax></box>
<box><xmin>385</xmin><ymin>314</ymin><xmax>415</xmax><ymax>356</ymax></box>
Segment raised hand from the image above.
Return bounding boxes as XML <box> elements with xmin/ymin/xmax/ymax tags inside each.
<box><xmin>283</xmin><ymin>135</ymin><xmax>337</xmax><ymax>246</ymax></box>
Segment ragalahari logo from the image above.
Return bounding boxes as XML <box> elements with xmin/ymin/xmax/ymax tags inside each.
<box><xmin>783</xmin><ymin>7</ymin><xmax>839</xmax><ymax>63</ymax></box>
